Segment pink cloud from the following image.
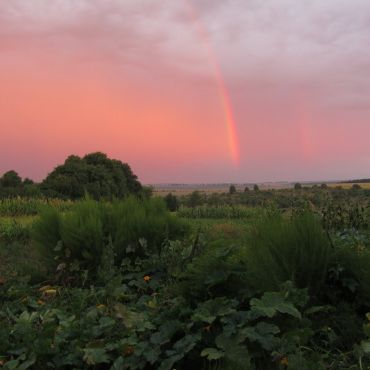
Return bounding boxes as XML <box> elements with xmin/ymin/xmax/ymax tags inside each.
<box><xmin>1</xmin><ymin>0</ymin><xmax>370</xmax><ymax>182</ymax></box>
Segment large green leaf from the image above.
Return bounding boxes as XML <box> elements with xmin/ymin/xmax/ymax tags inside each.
<box><xmin>250</xmin><ymin>292</ymin><xmax>301</xmax><ymax>319</ymax></box>
<box><xmin>241</xmin><ymin>322</ymin><xmax>280</xmax><ymax>351</ymax></box>
<box><xmin>83</xmin><ymin>348</ymin><xmax>110</xmax><ymax>365</ymax></box>
<box><xmin>215</xmin><ymin>334</ymin><xmax>252</xmax><ymax>369</ymax></box>
<box><xmin>192</xmin><ymin>297</ymin><xmax>237</xmax><ymax>324</ymax></box>
<box><xmin>201</xmin><ymin>347</ymin><xmax>225</xmax><ymax>360</ymax></box>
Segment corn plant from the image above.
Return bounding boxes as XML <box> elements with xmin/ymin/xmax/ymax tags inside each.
<box><xmin>177</xmin><ymin>205</ymin><xmax>255</xmax><ymax>219</ymax></box>
<box><xmin>0</xmin><ymin>198</ymin><xmax>73</xmax><ymax>217</ymax></box>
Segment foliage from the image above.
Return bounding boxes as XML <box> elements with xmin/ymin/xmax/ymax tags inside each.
<box><xmin>0</xmin><ymin>171</ymin><xmax>41</xmax><ymax>199</ymax></box>
<box><xmin>322</xmin><ymin>202</ymin><xmax>368</xmax><ymax>231</ymax></box>
<box><xmin>0</xmin><ymin>269</ymin><xmax>317</xmax><ymax>370</ymax></box>
<box><xmin>0</xmin><ymin>170</ymin><xmax>22</xmax><ymax>187</ymax></box>
<box><xmin>164</xmin><ymin>193</ymin><xmax>179</xmax><ymax>212</ymax></box>
<box><xmin>187</xmin><ymin>191</ymin><xmax>203</xmax><ymax>208</ymax></box>
<box><xmin>177</xmin><ymin>240</ymin><xmax>249</xmax><ymax>302</ymax></box>
<box><xmin>229</xmin><ymin>185</ymin><xmax>237</xmax><ymax>194</ymax></box>
<box><xmin>178</xmin><ymin>205</ymin><xmax>257</xmax><ymax>219</ymax></box>
<box><xmin>0</xmin><ymin>198</ymin><xmax>73</xmax><ymax>217</ymax></box>
<box><xmin>329</xmin><ymin>243</ymin><xmax>370</xmax><ymax>302</ymax></box>
<box><xmin>1</xmin><ymin>186</ymin><xmax>370</xmax><ymax>369</ymax></box>
<box><xmin>41</xmin><ymin>152</ymin><xmax>142</xmax><ymax>200</ymax></box>
<box><xmin>32</xmin><ymin>197</ymin><xmax>188</xmax><ymax>280</ymax></box>
<box><xmin>0</xmin><ymin>219</ymin><xmax>30</xmax><ymax>243</ymax></box>
<box><xmin>243</xmin><ymin>212</ymin><xmax>331</xmax><ymax>293</ymax></box>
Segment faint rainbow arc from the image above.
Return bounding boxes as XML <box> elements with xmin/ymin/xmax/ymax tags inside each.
<box><xmin>184</xmin><ymin>2</ymin><xmax>240</xmax><ymax>166</ymax></box>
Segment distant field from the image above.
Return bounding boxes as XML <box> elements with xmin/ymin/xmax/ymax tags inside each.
<box><xmin>152</xmin><ymin>182</ymin><xmax>293</xmax><ymax>195</ymax></box>
<box><xmin>152</xmin><ymin>181</ymin><xmax>370</xmax><ymax>195</ymax></box>
<box><xmin>328</xmin><ymin>182</ymin><xmax>370</xmax><ymax>189</ymax></box>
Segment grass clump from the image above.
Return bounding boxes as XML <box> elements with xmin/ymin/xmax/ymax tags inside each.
<box><xmin>32</xmin><ymin>196</ymin><xmax>188</xmax><ymax>279</ymax></box>
<box><xmin>243</xmin><ymin>212</ymin><xmax>331</xmax><ymax>294</ymax></box>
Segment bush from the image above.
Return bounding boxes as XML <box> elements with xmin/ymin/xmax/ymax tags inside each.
<box><xmin>229</xmin><ymin>185</ymin><xmax>237</xmax><ymax>194</ymax></box>
<box><xmin>0</xmin><ymin>219</ymin><xmax>30</xmax><ymax>243</ymax></box>
<box><xmin>330</xmin><ymin>244</ymin><xmax>370</xmax><ymax>302</ymax></box>
<box><xmin>178</xmin><ymin>240</ymin><xmax>249</xmax><ymax>302</ymax></box>
<box><xmin>164</xmin><ymin>193</ymin><xmax>179</xmax><ymax>212</ymax></box>
<box><xmin>243</xmin><ymin>212</ymin><xmax>331</xmax><ymax>294</ymax></box>
<box><xmin>41</xmin><ymin>152</ymin><xmax>142</xmax><ymax>200</ymax></box>
<box><xmin>32</xmin><ymin>197</ymin><xmax>189</xmax><ymax>279</ymax></box>
<box><xmin>104</xmin><ymin>197</ymin><xmax>188</xmax><ymax>262</ymax></box>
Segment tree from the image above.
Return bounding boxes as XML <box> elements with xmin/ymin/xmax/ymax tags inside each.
<box><xmin>253</xmin><ymin>184</ymin><xmax>260</xmax><ymax>192</ymax></box>
<box><xmin>41</xmin><ymin>152</ymin><xmax>142</xmax><ymax>199</ymax></box>
<box><xmin>229</xmin><ymin>185</ymin><xmax>236</xmax><ymax>194</ymax></box>
<box><xmin>188</xmin><ymin>191</ymin><xmax>202</xmax><ymax>208</ymax></box>
<box><xmin>23</xmin><ymin>178</ymin><xmax>34</xmax><ymax>185</ymax></box>
<box><xmin>320</xmin><ymin>183</ymin><xmax>328</xmax><ymax>189</ymax></box>
<box><xmin>1</xmin><ymin>170</ymin><xmax>22</xmax><ymax>187</ymax></box>
<box><xmin>164</xmin><ymin>193</ymin><xmax>179</xmax><ymax>212</ymax></box>
<box><xmin>244</xmin><ymin>186</ymin><xmax>250</xmax><ymax>192</ymax></box>
<box><xmin>294</xmin><ymin>183</ymin><xmax>302</xmax><ymax>190</ymax></box>
<box><xmin>142</xmin><ymin>186</ymin><xmax>154</xmax><ymax>199</ymax></box>
<box><xmin>352</xmin><ymin>184</ymin><xmax>362</xmax><ymax>190</ymax></box>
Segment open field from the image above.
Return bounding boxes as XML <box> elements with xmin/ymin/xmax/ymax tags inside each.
<box><xmin>152</xmin><ymin>182</ymin><xmax>293</xmax><ymax>196</ymax></box>
<box><xmin>152</xmin><ymin>181</ymin><xmax>370</xmax><ymax>196</ymax></box>
<box><xmin>328</xmin><ymin>182</ymin><xmax>370</xmax><ymax>189</ymax></box>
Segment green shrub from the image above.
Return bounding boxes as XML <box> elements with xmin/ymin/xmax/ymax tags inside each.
<box><xmin>60</xmin><ymin>199</ymin><xmax>105</xmax><ymax>270</ymax></box>
<box><xmin>105</xmin><ymin>197</ymin><xmax>187</xmax><ymax>261</ymax></box>
<box><xmin>243</xmin><ymin>212</ymin><xmax>331</xmax><ymax>294</ymax></box>
<box><xmin>32</xmin><ymin>197</ymin><xmax>189</xmax><ymax>279</ymax></box>
<box><xmin>32</xmin><ymin>207</ymin><xmax>62</xmax><ymax>264</ymax></box>
<box><xmin>178</xmin><ymin>240</ymin><xmax>249</xmax><ymax>303</ymax></box>
<box><xmin>0</xmin><ymin>219</ymin><xmax>30</xmax><ymax>243</ymax></box>
<box><xmin>330</xmin><ymin>244</ymin><xmax>370</xmax><ymax>302</ymax></box>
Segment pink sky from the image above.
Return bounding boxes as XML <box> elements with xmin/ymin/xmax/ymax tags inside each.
<box><xmin>1</xmin><ymin>0</ymin><xmax>370</xmax><ymax>183</ymax></box>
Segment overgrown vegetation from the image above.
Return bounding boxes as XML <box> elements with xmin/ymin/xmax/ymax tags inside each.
<box><xmin>1</xmin><ymin>186</ymin><xmax>370</xmax><ymax>369</ymax></box>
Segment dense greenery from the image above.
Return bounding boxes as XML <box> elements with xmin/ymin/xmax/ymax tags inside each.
<box><xmin>178</xmin><ymin>204</ymin><xmax>258</xmax><ymax>219</ymax></box>
<box><xmin>0</xmin><ymin>198</ymin><xmax>73</xmax><ymax>217</ymax></box>
<box><xmin>179</xmin><ymin>186</ymin><xmax>370</xmax><ymax>211</ymax></box>
<box><xmin>0</xmin><ymin>152</ymin><xmax>143</xmax><ymax>200</ymax></box>
<box><xmin>41</xmin><ymin>152</ymin><xmax>142</xmax><ymax>199</ymax></box>
<box><xmin>32</xmin><ymin>197</ymin><xmax>188</xmax><ymax>280</ymax></box>
<box><xmin>1</xmin><ymin>189</ymin><xmax>370</xmax><ymax>369</ymax></box>
<box><xmin>0</xmin><ymin>171</ymin><xmax>40</xmax><ymax>198</ymax></box>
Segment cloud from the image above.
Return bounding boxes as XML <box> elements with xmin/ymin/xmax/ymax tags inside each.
<box><xmin>1</xmin><ymin>0</ymin><xmax>370</xmax><ymax>181</ymax></box>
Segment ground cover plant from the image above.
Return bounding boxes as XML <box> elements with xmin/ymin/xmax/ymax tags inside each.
<box><xmin>0</xmin><ymin>187</ymin><xmax>370</xmax><ymax>369</ymax></box>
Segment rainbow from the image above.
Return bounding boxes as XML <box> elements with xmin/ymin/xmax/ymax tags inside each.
<box><xmin>184</xmin><ymin>1</ymin><xmax>240</xmax><ymax>166</ymax></box>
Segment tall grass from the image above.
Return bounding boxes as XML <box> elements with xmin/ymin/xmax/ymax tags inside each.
<box><xmin>331</xmin><ymin>245</ymin><xmax>370</xmax><ymax>301</ymax></box>
<box><xmin>105</xmin><ymin>197</ymin><xmax>187</xmax><ymax>261</ymax></box>
<box><xmin>243</xmin><ymin>212</ymin><xmax>331</xmax><ymax>293</ymax></box>
<box><xmin>32</xmin><ymin>197</ymin><xmax>188</xmax><ymax>274</ymax></box>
